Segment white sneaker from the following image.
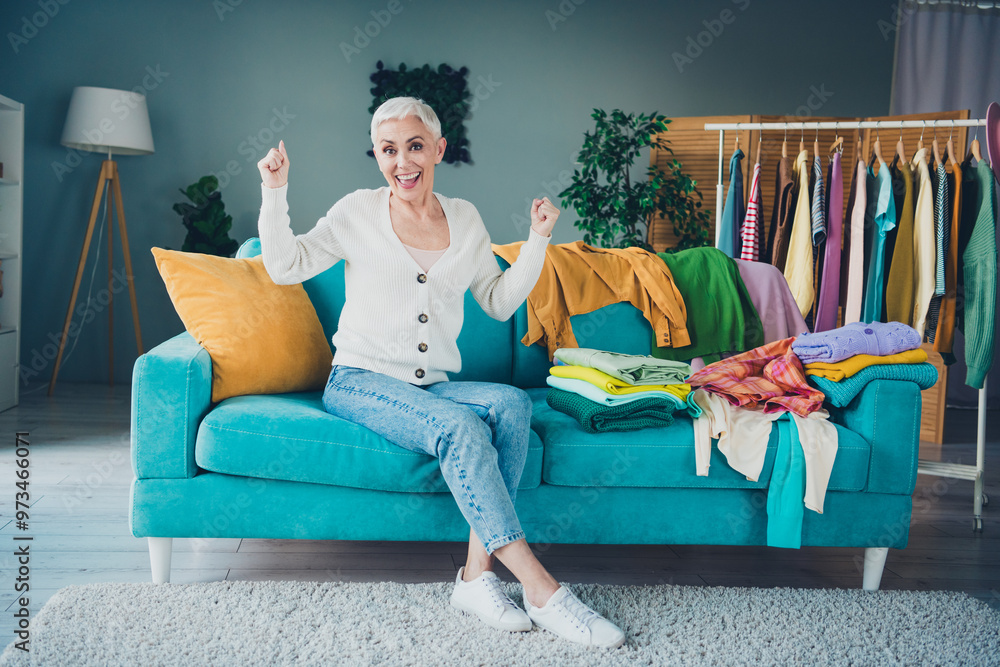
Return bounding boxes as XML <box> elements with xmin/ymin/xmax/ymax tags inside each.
<box><xmin>450</xmin><ymin>566</ymin><xmax>532</xmax><ymax>632</ymax></box>
<box><xmin>524</xmin><ymin>585</ymin><xmax>626</xmax><ymax>648</ymax></box>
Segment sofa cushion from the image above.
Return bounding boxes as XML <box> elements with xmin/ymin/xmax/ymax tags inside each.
<box><xmin>527</xmin><ymin>388</ymin><xmax>869</xmax><ymax>492</ymax></box>
<box><xmin>151</xmin><ymin>245</ymin><xmax>333</xmax><ymax>402</ymax></box>
<box><xmin>194</xmin><ymin>391</ymin><xmax>542</xmax><ymax>492</ymax></box>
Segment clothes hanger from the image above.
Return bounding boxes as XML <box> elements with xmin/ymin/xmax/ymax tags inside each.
<box><xmin>782</xmin><ymin>125</ymin><xmax>788</xmax><ymax>159</ymax></box>
<box><xmin>828</xmin><ymin>122</ymin><xmax>844</xmax><ymax>155</ymax></box>
<box><xmin>734</xmin><ymin>133</ymin><xmax>740</xmax><ymax>154</ymax></box>
<box><xmin>946</xmin><ymin>120</ymin><xmax>959</xmax><ymax>168</ymax></box>
<box><xmin>932</xmin><ymin>122</ymin><xmax>943</xmax><ymax>168</ymax></box>
<box><xmin>813</xmin><ymin>127</ymin><xmax>820</xmax><ymax>164</ymax></box>
<box><xmin>755</xmin><ymin>132</ymin><xmax>762</xmax><ymax>166</ymax></box>
<box><xmin>895</xmin><ymin>124</ymin><xmax>907</xmax><ymax>164</ymax></box>
<box><xmin>966</xmin><ymin>123</ymin><xmax>984</xmax><ymax>162</ymax></box>
<box><xmin>870</xmin><ymin>121</ymin><xmax>884</xmax><ymax>168</ymax></box>
<box><xmin>799</xmin><ymin>125</ymin><xmax>805</xmax><ymax>154</ymax></box>
<box><xmin>917</xmin><ymin>120</ymin><xmax>926</xmax><ymax>156</ymax></box>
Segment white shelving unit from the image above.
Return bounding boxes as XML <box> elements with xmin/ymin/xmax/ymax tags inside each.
<box><xmin>0</xmin><ymin>93</ymin><xmax>23</xmax><ymax>411</ymax></box>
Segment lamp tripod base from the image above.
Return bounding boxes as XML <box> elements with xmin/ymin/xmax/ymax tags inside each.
<box><xmin>48</xmin><ymin>159</ymin><xmax>144</xmax><ymax>397</ymax></box>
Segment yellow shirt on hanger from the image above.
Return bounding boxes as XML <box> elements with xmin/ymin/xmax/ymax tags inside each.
<box><xmin>783</xmin><ymin>150</ymin><xmax>815</xmax><ymax>317</ymax></box>
<box><xmin>910</xmin><ymin>147</ymin><xmax>936</xmax><ymax>334</ymax></box>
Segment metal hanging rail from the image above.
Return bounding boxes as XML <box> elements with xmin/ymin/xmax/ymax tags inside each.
<box><xmin>704</xmin><ymin>117</ymin><xmax>991</xmax><ymax>531</ymax></box>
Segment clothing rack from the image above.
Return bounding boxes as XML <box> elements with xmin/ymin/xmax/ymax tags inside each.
<box><xmin>704</xmin><ymin>117</ymin><xmax>991</xmax><ymax>531</ymax></box>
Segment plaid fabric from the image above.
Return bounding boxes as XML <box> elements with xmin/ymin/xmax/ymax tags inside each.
<box><xmin>686</xmin><ymin>337</ymin><xmax>823</xmax><ymax>417</ymax></box>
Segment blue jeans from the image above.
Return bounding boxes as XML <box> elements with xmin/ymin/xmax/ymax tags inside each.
<box><xmin>321</xmin><ymin>364</ymin><xmax>532</xmax><ymax>554</ymax></box>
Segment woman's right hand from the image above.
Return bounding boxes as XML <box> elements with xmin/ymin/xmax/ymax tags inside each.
<box><xmin>258</xmin><ymin>139</ymin><xmax>290</xmax><ymax>189</ymax></box>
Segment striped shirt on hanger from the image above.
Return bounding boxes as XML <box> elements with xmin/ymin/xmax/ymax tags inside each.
<box><xmin>741</xmin><ymin>162</ymin><xmax>762</xmax><ymax>261</ymax></box>
<box><xmin>926</xmin><ymin>162</ymin><xmax>950</xmax><ymax>341</ymax></box>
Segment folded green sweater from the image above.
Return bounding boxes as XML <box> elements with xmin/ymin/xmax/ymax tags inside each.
<box><xmin>546</xmin><ymin>388</ymin><xmax>677</xmax><ymax>433</ymax></box>
<box><xmin>807</xmin><ymin>362</ymin><xmax>939</xmax><ymax>407</ymax></box>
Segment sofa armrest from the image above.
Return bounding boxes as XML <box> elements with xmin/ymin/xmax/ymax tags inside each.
<box><xmin>828</xmin><ymin>379</ymin><xmax>921</xmax><ymax>495</ymax></box>
<box><xmin>131</xmin><ymin>331</ymin><xmax>213</xmax><ymax>479</ymax></box>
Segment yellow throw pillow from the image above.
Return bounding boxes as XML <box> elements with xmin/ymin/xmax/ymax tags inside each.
<box><xmin>151</xmin><ymin>247</ymin><xmax>333</xmax><ymax>402</ymax></box>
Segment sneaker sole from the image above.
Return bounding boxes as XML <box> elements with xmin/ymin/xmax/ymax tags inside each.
<box><xmin>528</xmin><ymin>614</ymin><xmax>626</xmax><ymax>649</ymax></box>
<box><xmin>449</xmin><ymin>598</ymin><xmax>532</xmax><ymax>633</ymax></box>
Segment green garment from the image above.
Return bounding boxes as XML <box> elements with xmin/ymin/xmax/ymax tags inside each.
<box><xmin>553</xmin><ymin>347</ymin><xmax>691</xmax><ymax>385</ymax></box>
<box><xmin>650</xmin><ymin>247</ymin><xmax>764</xmax><ymax>363</ymax></box>
<box><xmin>546</xmin><ymin>388</ymin><xmax>676</xmax><ymax>434</ymax></box>
<box><xmin>766</xmin><ymin>415</ymin><xmax>806</xmax><ymax>549</ymax></box>
<box><xmin>958</xmin><ymin>161</ymin><xmax>997</xmax><ymax>388</ymax></box>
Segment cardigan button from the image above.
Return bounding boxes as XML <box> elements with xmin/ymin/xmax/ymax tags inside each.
<box><xmin>415</xmin><ymin>368</ymin><xmax>425</xmax><ymax>378</ymax></box>
<box><xmin>417</xmin><ymin>273</ymin><xmax>427</xmax><ymax>283</ymax></box>
<box><xmin>864</xmin><ymin>328</ymin><xmax>874</xmax><ymax>335</ymax></box>
<box><xmin>418</xmin><ymin>313</ymin><xmax>428</xmax><ymax>323</ymax></box>
<box><xmin>418</xmin><ymin>343</ymin><xmax>428</xmax><ymax>352</ymax></box>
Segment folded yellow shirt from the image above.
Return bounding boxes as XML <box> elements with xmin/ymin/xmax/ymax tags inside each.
<box><xmin>804</xmin><ymin>348</ymin><xmax>928</xmax><ymax>381</ymax></box>
<box><xmin>550</xmin><ymin>364</ymin><xmax>691</xmax><ymax>400</ymax></box>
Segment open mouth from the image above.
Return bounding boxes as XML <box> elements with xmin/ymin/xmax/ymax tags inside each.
<box><xmin>396</xmin><ymin>172</ymin><xmax>420</xmax><ymax>189</ymax></box>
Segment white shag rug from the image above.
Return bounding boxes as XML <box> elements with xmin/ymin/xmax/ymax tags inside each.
<box><xmin>2</xmin><ymin>580</ymin><xmax>999</xmax><ymax>666</ymax></box>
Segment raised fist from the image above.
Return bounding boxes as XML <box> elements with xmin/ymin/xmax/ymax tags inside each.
<box><xmin>258</xmin><ymin>139</ymin><xmax>290</xmax><ymax>189</ymax></box>
<box><xmin>530</xmin><ymin>196</ymin><xmax>559</xmax><ymax>237</ymax></box>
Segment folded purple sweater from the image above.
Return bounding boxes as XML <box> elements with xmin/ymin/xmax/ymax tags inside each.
<box><xmin>791</xmin><ymin>321</ymin><xmax>921</xmax><ymax>364</ymax></box>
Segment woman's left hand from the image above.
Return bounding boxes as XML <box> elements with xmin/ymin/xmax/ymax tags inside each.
<box><xmin>530</xmin><ymin>197</ymin><xmax>559</xmax><ymax>238</ymax></box>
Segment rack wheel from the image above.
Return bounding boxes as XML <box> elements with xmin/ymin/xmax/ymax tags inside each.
<box><xmin>982</xmin><ymin>493</ymin><xmax>989</xmax><ymax>508</ymax></box>
<box><xmin>973</xmin><ymin>517</ymin><xmax>983</xmax><ymax>532</ymax></box>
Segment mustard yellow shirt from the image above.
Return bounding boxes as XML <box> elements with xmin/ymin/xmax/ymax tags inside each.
<box><xmin>804</xmin><ymin>348</ymin><xmax>928</xmax><ymax>381</ymax></box>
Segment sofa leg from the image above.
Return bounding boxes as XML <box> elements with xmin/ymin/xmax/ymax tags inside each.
<box><xmin>148</xmin><ymin>537</ymin><xmax>173</xmax><ymax>584</ymax></box>
<box><xmin>862</xmin><ymin>547</ymin><xmax>888</xmax><ymax>591</ymax></box>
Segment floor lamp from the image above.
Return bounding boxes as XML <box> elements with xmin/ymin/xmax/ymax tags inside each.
<box><xmin>48</xmin><ymin>86</ymin><xmax>154</xmax><ymax>396</ymax></box>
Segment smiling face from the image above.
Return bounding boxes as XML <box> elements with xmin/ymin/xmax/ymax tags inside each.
<box><xmin>373</xmin><ymin>115</ymin><xmax>447</xmax><ymax>203</ymax></box>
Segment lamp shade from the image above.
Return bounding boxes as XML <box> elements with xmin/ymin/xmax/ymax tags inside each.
<box><xmin>61</xmin><ymin>86</ymin><xmax>154</xmax><ymax>156</ymax></box>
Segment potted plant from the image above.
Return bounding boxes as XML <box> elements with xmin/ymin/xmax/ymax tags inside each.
<box><xmin>559</xmin><ymin>109</ymin><xmax>710</xmax><ymax>252</ymax></box>
<box><xmin>172</xmin><ymin>175</ymin><xmax>239</xmax><ymax>257</ymax></box>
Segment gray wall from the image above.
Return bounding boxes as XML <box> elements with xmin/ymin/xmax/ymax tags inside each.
<box><xmin>0</xmin><ymin>0</ymin><xmax>898</xmax><ymax>388</ymax></box>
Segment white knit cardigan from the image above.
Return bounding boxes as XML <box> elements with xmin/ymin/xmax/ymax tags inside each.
<box><xmin>258</xmin><ymin>184</ymin><xmax>550</xmax><ymax>385</ymax></box>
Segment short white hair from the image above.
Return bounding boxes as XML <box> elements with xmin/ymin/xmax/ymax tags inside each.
<box><xmin>370</xmin><ymin>96</ymin><xmax>442</xmax><ymax>146</ymax></box>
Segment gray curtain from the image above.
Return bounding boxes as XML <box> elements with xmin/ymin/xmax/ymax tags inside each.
<box><xmin>891</xmin><ymin>0</ymin><xmax>1000</xmax><ymax>409</ymax></box>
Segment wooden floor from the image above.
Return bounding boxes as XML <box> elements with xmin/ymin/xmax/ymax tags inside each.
<box><xmin>1</xmin><ymin>382</ymin><xmax>997</xmax><ymax>640</ymax></box>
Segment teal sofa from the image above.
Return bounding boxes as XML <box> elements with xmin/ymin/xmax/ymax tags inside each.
<box><xmin>130</xmin><ymin>238</ymin><xmax>923</xmax><ymax>590</ymax></box>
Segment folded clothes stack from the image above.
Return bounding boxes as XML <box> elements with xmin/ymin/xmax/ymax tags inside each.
<box><xmin>792</xmin><ymin>321</ymin><xmax>938</xmax><ymax>407</ymax></box>
<box><xmin>545</xmin><ymin>348</ymin><xmax>697</xmax><ymax>433</ymax></box>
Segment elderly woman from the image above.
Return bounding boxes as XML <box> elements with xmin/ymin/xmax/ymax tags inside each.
<box><xmin>256</xmin><ymin>97</ymin><xmax>624</xmax><ymax>648</ymax></box>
